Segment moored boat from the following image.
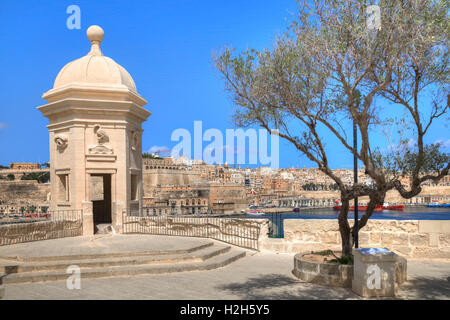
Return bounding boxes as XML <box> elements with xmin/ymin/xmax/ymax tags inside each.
<box><xmin>427</xmin><ymin>200</ymin><xmax>450</xmax><ymax>208</ymax></box>
<box><xmin>381</xmin><ymin>203</ymin><xmax>405</xmax><ymax>210</ymax></box>
<box><xmin>246</xmin><ymin>209</ymin><xmax>265</xmax><ymax>216</ymax></box>
<box><xmin>332</xmin><ymin>201</ymin><xmax>404</xmax><ymax>211</ymax></box>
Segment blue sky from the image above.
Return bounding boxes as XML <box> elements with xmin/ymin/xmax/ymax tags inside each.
<box><xmin>0</xmin><ymin>0</ymin><xmax>448</xmax><ymax>169</ymax></box>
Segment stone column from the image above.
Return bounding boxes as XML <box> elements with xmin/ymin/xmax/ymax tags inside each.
<box><xmin>113</xmin><ymin>200</ymin><xmax>125</xmax><ymax>233</ymax></box>
<box><xmin>82</xmin><ymin>201</ymin><xmax>94</xmax><ymax>235</ymax></box>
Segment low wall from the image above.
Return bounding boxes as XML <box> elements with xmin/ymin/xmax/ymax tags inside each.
<box><xmin>259</xmin><ymin>219</ymin><xmax>450</xmax><ymax>259</ymax></box>
<box><xmin>0</xmin><ymin>219</ymin><xmax>82</xmax><ymax>246</ymax></box>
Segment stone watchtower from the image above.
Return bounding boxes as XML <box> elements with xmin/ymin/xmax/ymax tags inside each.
<box><xmin>38</xmin><ymin>25</ymin><xmax>150</xmax><ymax>235</ymax></box>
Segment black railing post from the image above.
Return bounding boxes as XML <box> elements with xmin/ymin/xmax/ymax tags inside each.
<box><xmin>353</xmin><ymin>118</ymin><xmax>359</xmax><ymax>249</ymax></box>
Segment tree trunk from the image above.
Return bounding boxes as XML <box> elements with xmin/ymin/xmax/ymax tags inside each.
<box><xmin>338</xmin><ymin>199</ymin><xmax>352</xmax><ymax>256</ymax></box>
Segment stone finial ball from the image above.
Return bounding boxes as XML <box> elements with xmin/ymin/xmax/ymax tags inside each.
<box><xmin>87</xmin><ymin>25</ymin><xmax>104</xmax><ymax>42</ymax></box>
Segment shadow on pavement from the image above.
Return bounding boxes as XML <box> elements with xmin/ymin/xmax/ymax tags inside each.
<box><xmin>216</xmin><ymin>273</ymin><xmax>359</xmax><ymax>300</ymax></box>
<box><xmin>399</xmin><ymin>277</ymin><xmax>450</xmax><ymax>299</ymax></box>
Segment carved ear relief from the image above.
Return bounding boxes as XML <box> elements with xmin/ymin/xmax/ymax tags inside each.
<box><xmin>54</xmin><ymin>135</ymin><xmax>68</xmax><ymax>151</ymax></box>
<box><xmin>94</xmin><ymin>124</ymin><xmax>109</xmax><ymax>144</ymax></box>
<box><xmin>131</xmin><ymin>131</ymin><xmax>140</xmax><ymax>151</ymax></box>
<box><xmin>88</xmin><ymin>125</ymin><xmax>113</xmax><ymax>155</ymax></box>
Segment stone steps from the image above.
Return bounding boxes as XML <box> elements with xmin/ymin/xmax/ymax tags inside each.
<box><xmin>0</xmin><ymin>244</ymin><xmax>230</xmax><ymax>273</ymax></box>
<box><xmin>0</xmin><ymin>242</ymin><xmax>215</xmax><ymax>262</ymax></box>
<box><xmin>0</xmin><ymin>244</ymin><xmax>246</xmax><ymax>284</ymax></box>
<box><xmin>94</xmin><ymin>224</ymin><xmax>114</xmax><ymax>235</ymax></box>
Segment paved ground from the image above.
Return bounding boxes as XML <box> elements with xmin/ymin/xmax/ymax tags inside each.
<box><xmin>2</xmin><ymin>251</ymin><xmax>449</xmax><ymax>300</ymax></box>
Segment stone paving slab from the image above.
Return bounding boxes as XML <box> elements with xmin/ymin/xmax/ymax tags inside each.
<box><xmin>3</xmin><ymin>251</ymin><xmax>449</xmax><ymax>300</ymax></box>
<box><xmin>0</xmin><ymin>234</ymin><xmax>213</xmax><ymax>260</ymax></box>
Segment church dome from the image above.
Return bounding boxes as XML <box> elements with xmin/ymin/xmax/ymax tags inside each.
<box><xmin>53</xmin><ymin>25</ymin><xmax>137</xmax><ymax>93</ymax></box>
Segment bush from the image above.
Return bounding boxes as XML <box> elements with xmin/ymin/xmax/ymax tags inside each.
<box><xmin>142</xmin><ymin>152</ymin><xmax>162</xmax><ymax>159</ymax></box>
<box><xmin>21</xmin><ymin>172</ymin><xmax>50</xmax><ymax>183</ymax></box>
<box><xmin>311</xmin><ymin>249</ymin><xmax>354</xmax><ymax>265</ymax></box>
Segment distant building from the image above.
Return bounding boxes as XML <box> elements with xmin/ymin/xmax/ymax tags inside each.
<box><xmin>9</xmin><ymin>163</ymin><xmax>41</xmax><ymax>170</ymax></box>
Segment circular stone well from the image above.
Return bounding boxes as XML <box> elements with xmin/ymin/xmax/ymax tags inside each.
<box><xmin>292</xmin><ymin>253</ymin><xmax>353</xmax><ymax>288</ymax></box>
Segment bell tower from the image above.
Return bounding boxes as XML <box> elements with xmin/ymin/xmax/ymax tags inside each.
<box><xmin>38</xmin><ymin>25</ymin><xmax>151</xmax><ymax>234</ymax></box>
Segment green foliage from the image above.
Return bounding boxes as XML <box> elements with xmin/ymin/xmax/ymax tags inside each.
<box><xmin>6</xmin><ymin>174</ymin><xmax>14</xmax><ymax>181</ymax></box>
<box><xmin>311</xmin><ymin>250</ymin><xmax>354</xmax><ymax>265</ymax></box>
<box><xmin>302</xmin><ymin>182</ymin><xmax>335</xmax><ymax>191</ymax></box>
<box><xmin>302</xmin><ymin>182</ymin><xmax>317</xmax><ymax>191</ymax></box>
<box><xmin>329</xmin><ymin>255</ymin><xmax>354</xmax><ymax>265</ymax></box>
<box><xmin>142</xmin><ymin>152</ymin><xmax>162</xmax><ymax>159</ymax></box>
<box><xmin>402</xmin><ymin>143</ymin><xmax>449</xmax><ymax>175</ymax></box>
<box><xmin>374</xmin><ymin>141</ymin><xmax>450</xmax><ymax>178</ymax></box>
<box><xmin>21</xmin><ymin>172</ymin><xmax>50</xmax><ymax>183</ymax></box>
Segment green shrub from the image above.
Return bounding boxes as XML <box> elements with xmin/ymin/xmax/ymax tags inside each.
<box><xmin>311</xmin><ymin>249</ymin><xmax>354</xmax><ymax>265</ymax></box>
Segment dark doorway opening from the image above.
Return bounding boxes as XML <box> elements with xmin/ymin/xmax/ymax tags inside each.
<box><xmin>92</xmin><ymin>174</ymin><xmax>112</xmax><ymax>228</ymax></box>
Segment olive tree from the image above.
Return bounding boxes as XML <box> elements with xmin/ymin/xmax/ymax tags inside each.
<box><xmin>214</xmin><ymin>0</ymin><xmax>449</xmax><ymax>256</ymax></box>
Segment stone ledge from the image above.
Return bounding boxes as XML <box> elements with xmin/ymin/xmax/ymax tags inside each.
<box><xmin>292</xmin><ymin>253</ymin><xmax>353</xmax><ymax>288</ymax></box>
<box><xmin>292</xmin><ymin>252</ymin><xmax>407</xmax><ymax>288</ymax></box>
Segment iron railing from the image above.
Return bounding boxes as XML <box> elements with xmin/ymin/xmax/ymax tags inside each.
<box><xmin>0</xmin><ymin>209</ymin><xmax>83</xmax><ymax>246</ymax></box>
<box><xmin>122</xmin><ymin>213</ymin><xmax>262</xmax><ymax>250</ymax></box>
<box><xmin>268</xmin><ymin>213</ymin><xmax>284</xmax><ymax>238</ymax></box>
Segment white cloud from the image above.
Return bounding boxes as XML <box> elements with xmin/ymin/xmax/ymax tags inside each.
<box><xmin>434</xmin><ymin>139</ymin><xmax>450</xmax><ymax>149</ymax></box>
<box><xmin>0</xmin><ymin>122</ymin><xmax>9</xmax><ymax>130</ymax></box>
<box><xmin>148</xmin><ymin>145</ymin><xmax>171</xmax><ymax>155</ymax></box>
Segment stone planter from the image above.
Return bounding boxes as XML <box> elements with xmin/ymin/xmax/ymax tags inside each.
<box><xmin>292</xmin><ymin>253</ymin><xmax>353</xmax><ymax>287</ymax></box>
<box><xmin>292</xmin><ymin>252</ymin><xmax>407</xmax><ymax>288</ymax></box>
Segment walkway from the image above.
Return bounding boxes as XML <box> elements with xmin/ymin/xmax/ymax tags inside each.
<box><xmin>2</xmin><ymin>250</ymin><xmax>449</xmax><ymax>299</ymax></box>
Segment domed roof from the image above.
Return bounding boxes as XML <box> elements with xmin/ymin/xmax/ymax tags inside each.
<box><xmin>53</xmin><ymin>25</ymin><xmax>137</xmax><ymax>92</ymax></box>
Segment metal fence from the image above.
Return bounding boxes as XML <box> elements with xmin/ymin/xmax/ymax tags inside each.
<box><xmin>268</xmin><ymin>213</ymin><xmax>284</xmax><ymax>238</ymax></box>
<box><xmin>122</xmin><ymin>213</ymin><xmax>262</xmax><ymax>250</ymax></box>
<box><xmin>0</xmin><ymin>209</ymin><xmax>83</xmax><ymax>246</ymax></box>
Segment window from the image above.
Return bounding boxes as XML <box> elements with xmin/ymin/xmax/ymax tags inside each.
<box><xmin>57</xmin><ymin>174</ymin><xmax>69</xmax><ymax>202</ymax></box>
<box><xmin>130</xmin><ymin>174</ymin><xmax>138</xmax><ymax>200</ymax></box>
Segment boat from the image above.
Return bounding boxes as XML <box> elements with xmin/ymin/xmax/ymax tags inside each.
<box><xmin>332</xmin><ymin>201</ymin><xmax>404</xmax><ymax>211</ymax></box>
<box><xmin>381</xmin><ymin>203</ymin><xmax>405</xmax><ymax>210</ymax></box>
<box><xmin>427</xmin><ymin>200</ymin><xmax>450</xmax><ymax>208</ymax></box>
<box><xmin>293</xmin><ymin>207</ymin><xmax>300</xmax><ymax>212</ymax></box>
<box><xmin>246</xmin><ymin>209</ymin><xmax>265</xmax><ymax>216</ymax></box>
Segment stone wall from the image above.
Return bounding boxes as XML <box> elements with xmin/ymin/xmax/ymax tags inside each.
<box><xmin>143</xmin><ymin>169</ymin><xmax>202</xmax><ymax>190</ymax></box>
<box><xmin>259</xmin><ymin>219</ymin><xmax>450</xmax><ymax>259</ymax></box>
<box><xmin>0</xmin><ymin>181</ymin><xmax>50</xmax><ymax>204</ymax></box>
<box><xmin>0</xmin><ymin>219</ymin><xmax>82</xmax><ymax>246</ymax></box>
